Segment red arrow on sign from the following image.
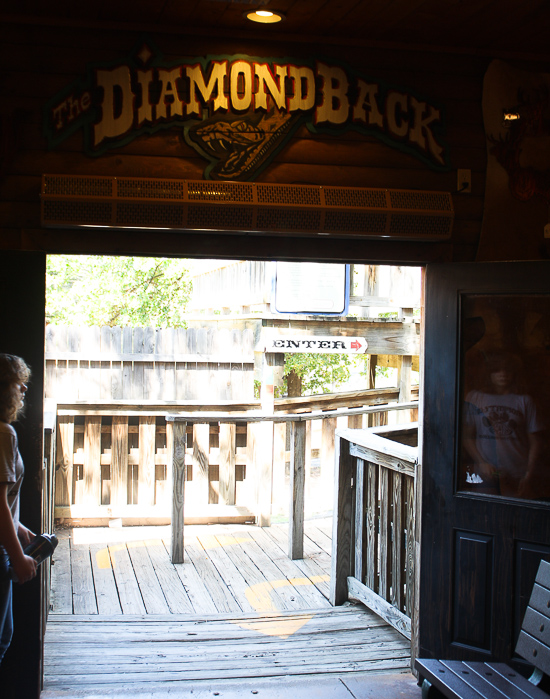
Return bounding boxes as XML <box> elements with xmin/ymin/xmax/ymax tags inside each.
<box><xmin>351</xmin><ymin>340</ymin><xmax>363</xmax><ymax>350</ymax></box>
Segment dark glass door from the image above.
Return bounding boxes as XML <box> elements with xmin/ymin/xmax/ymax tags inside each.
<box><xmin>420</xmin><ymin>261</ymin><xmax>550</xmax><ymax>665</ymax></box>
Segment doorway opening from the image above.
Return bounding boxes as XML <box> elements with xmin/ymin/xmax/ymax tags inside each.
<box><xmin>42</xmin><ymin>254</ymin><xmax>421</xmax><ymax>688</ymax></box>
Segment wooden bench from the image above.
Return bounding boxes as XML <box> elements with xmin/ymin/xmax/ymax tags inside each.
<box><xmin>415</xmin><ymin>559</ymin><xmax>550</xmax><ymax>698</ymax></box>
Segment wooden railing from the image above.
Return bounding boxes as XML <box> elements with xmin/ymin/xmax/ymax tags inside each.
<box><xmin>330</xmin><ymin>424</ymin><xmax>418</xmax><ymax>640</ymax></box>
<box><xmin>53</xmin><ymin>387</ymin><xmax>418</xmax><ymax>525</ymax></box>
<box><xmin>166</xmin><ymin>402</ymin><xmax>418</xmax><ymax>564</ymax></box>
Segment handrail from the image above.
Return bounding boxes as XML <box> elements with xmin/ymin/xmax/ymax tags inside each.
<box><xmin>331</xmin><ymin>426</ymin><xmax>418</xmax><ymax>642</ymax></box>
<box><xmin>165</xmin><ymin>401</ymin><xmax>418</xmax><ymax>423</ymax></box>
<box><xmin>167</xmin><ymin>401</ymin><xmax>418</xmax><ymax>563</ymax></box>
<box><xmin>54</xmin><ymin>386</ymin><xmax>419</xmax><ymax>416</ymax></box>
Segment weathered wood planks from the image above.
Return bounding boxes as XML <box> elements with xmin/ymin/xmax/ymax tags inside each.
<box><xmin>50</xmin><ymin>521</ymin><xmax>335</xmax><ymax>618</ymax></box>
<box><xmin>43</xmin><ymin>605</ymin><xmax>411</xmax><ymax>693</ymax></box>
<box><xmin>333</xmin><ymin>427</ymin><xmax>417</xmax><ymax>639</ymax></box>
<box><xmin>46</xmin><ymin>325</ymin><xmax>255</xmax><ymax>403</ymax></box>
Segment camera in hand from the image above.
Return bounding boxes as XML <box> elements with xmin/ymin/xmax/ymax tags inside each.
<box><xmin>9</xmin><ymin>533</ymin><xmax>58</xmax><ymax>581</ymax></box>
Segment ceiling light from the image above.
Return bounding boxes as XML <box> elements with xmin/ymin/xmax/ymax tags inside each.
<box><xmin>245</xmin><ymin>10</ymin><xmax>285</xmax><ymax>24</ymax></box>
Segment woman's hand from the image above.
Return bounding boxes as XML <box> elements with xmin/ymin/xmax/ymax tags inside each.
<box><xmin>12</xmin><ymin>554</ymin><xmax>37</xmax><ymax>584</ymax></box>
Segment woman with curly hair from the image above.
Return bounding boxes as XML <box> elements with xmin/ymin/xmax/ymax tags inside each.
<box><xmin>0</xmin><ymin>354</ymin><xmax>37</xmax><ymax>663</ymax></box>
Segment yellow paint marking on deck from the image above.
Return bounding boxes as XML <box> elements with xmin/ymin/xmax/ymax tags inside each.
<box><xmin>231</xmin><ymin>613</ymin><xmax>315</xmax><ymax>639</ymax></box>
<box><xmin>95</xmin><ymin>539</ymin><xmax>164</xmax><ymax>569</ymax></box>
<box><xmin>232</xmin><ymin>574</ymin><xmax>330</xmax><ymax>638</ymax></box>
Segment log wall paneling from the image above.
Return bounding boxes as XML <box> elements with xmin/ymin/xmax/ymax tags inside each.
<box><xmin>0</xmin><ymin>21</ymin><xmax>501</xmax><ymax>264</ymax></box>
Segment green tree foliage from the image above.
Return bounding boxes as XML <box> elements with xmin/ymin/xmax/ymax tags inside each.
<box><xmin>46</xmin><ymin>255</ymin><xmax>192</xmax><ymax>327</ymax></box>
<box><xmin>282</xmin><ymin>353</ymin><xmax>353</xmax><ymax>395</ymax></box>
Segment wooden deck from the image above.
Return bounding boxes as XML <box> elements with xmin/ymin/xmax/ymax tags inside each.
<box><xmin>43</xmin><ymin>519</ymin><xmax>415</xmax><ymax>697</ymax></box>
<box><xmin>50</xmin><ymin>520</ymin><xmax>335</xmax><ymax>616</ymax></box>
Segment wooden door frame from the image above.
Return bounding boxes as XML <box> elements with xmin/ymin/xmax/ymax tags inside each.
<box><xmin>4</xmin><ymin>247</ymin><xmax>427</xmax><ymax>697</ymax></box>
<box><xmin>0</xmin><ymin>252</ymin><xmax>46</xmax><ymax>699</ymax></box>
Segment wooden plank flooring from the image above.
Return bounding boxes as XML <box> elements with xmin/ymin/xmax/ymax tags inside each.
<box><xmin>50</xmin><ymin>520</ymin><xmax>334</xmax><ymax>615</ymax></box>
<box><xmin>43</xmin><ymin>607</ymin><xmax>414</xmax><ymax>696</ymax></box>
<box><xmin>44</xmin><ymin>519</ymin><xmax>415</xmax><ymax>697</ymax></box>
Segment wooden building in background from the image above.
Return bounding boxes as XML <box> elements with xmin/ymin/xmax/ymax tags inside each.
<box><xmin>1</xmin><ymin>2</ymin><xmax>550</xmax><ymax>696</ymax></box>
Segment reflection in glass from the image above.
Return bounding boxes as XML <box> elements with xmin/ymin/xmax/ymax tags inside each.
<box><xmin>458</xmin><ymin>295</ymin><xmax>550</xmax><ymax>500</ymax></box>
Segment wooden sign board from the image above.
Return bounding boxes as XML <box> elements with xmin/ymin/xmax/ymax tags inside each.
<box><xmin>272</xmin><ymin>262</ymin><xmax>349</xmax><ymax>315</ymax></box>
<box><xmin>265</xmin><ymin>335</ymin><xmax>367</xmax><ymax>354</ymax></box>
<box><xmin>43</xmin><ymin>39</ymin><xmax>450</xmax><ymax>182</ymax></box>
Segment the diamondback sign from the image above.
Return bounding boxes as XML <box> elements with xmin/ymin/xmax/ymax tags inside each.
<box><xmin>44</xmin><ymin>38</ymin><xmax>450</xmax><ymax>181</ymax></box>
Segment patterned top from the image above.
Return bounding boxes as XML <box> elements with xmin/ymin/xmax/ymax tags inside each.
<box><xmin>0</xmin><ymin>421</ymin><xmax>24</xmax><ymax>553</ymax></box>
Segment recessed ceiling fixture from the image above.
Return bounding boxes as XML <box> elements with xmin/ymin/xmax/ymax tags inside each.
<box><xmin>245</xmin><ymin>9</ymin><xmax>285</xmax><ymax>23</ymax></box>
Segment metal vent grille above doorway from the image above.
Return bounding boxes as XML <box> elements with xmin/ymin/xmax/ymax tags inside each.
<box><xmin>41</xmin><ymin>175</ymin><xmax>453</xmax><ymax>240</ymax></box>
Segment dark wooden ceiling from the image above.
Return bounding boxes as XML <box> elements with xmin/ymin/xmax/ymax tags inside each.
<box><xmin>4</xmin><ymin>0</ymin><xmax>550</xmax><ymax>59</ymax></box>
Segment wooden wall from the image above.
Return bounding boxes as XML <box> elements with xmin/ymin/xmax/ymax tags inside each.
<box><xmin>0</xmin><ymin>21</ymin><xmax>499</xmax><ymax>264</ymax></box>
<box><xmin>45</xmin><ymin>325</ymin><xmax>256</xmax><ymax>402</ymax></box>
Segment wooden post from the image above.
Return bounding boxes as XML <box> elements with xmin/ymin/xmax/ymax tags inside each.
<box><xmin>397</xmin><ymin>355</ymin><xmax>413</xmax><ymax>424</ymax></box>
<box><xmin>56</xmin><ymin>416</ymin><xmax>74</xmax><ymax>507</ymax></box>
<box><xmin>255</xmin><ymin>352</ymin><xmax>278</xmax><ymax>526</ymax></box>
<box><xmin>83</xmin><ymin>416</ymin><xmax>101</xmax><ymax>506</ymax></box>
<box><xmin>193</xmin><ymin>423</ymin><xmax>210</xmax><ymax>505</ymax></box>
<box><xmin>256</xmin><ymin>421</ymin><xmax>273</xmax><ymax>528</ymax></box>
<box><xmin>219</xmin><ymin>422</ymin><xmax>236</xmax><ymax>506</ymax></box>
<box><xmin>379</xmin><ymin>467</ymin><xmax>392</xmax><ymax>601</ymax></box>
<box><xmin>354</xmin><ymin>458</ymin><xmax>366</xmax><ymax>583</ymax></box>
<box><xmin>272</xmin><ymin>421</ymin><xmax>287</xmax><ymax>515</ymax></box>
<box><xmin>138</xmin><ymin>416</ymin><xmax>156</xmax><ymax>506</ymax></box>
<box><xmin>305</xmin><ymin>419</ymin><xmax>312</xmax><ymax>501</ymax></box>
<box><xmin>289</xmin><ymin>420</ymin><xmax>306</xmax><ymax>560</ymax></box>
<box><xmin>320</xmin><ymin>416</ymin><xmax>336</xmax><ymax>510</ymax></box>
<box><xmin>348</xmin><ymin>414</ymin><xmax>363</xmax><ymax>429</ymax></box>
<box><xmin>366</xmin><ymin>461</ymin><xmax>379</xmax><ymax>592</ymax></box>
<box><xmin>169</xmin><ymin>420</ymin><xmax>186</xmax><ymax>563</ymax></box>
<box><xmin>391</xmin><ymin>471</ymin><xmax>405</xmax><ymax>610</ymax></box>
<box><xmin>367</xmin><ymin>354</ymin><xmax>378</xmax><ymax>427</ymax></box>
<box><xmin>246</xmin><ymin>421</ymin><xmax>273</xmax><ymax>527</ymax></box>
<box><xmin>111</xmin><ymin>415</ymin><xmax>128</xmax><ymax>507</ymax></box>
<box><xmin>330</xmin><ymin>434</ymin><xmax>354</xmax><ymax>606</ymax></box>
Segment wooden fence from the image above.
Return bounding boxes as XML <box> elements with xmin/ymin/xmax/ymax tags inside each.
<box><xmin>54</xmin><ymin>387</ymin><xmax>418</xmax><ymax>525</ymax></box>
<box><xmin>45</xmin><ymin>325</ymin><xmax>256</xmax><ymax>402</ymax></box>
<box><xmin>55</xmin><ymin>414</ymin><xmax>255</xmax><ymax>523</ymax></box>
